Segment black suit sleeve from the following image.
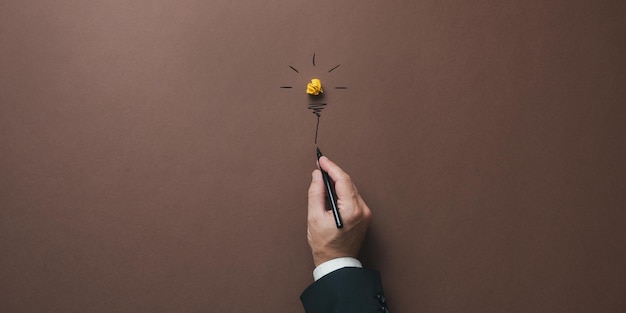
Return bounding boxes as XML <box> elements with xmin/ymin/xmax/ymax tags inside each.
<box><xmin>300</xmin><ymin>267</ymin><xmax>389</xmax><ymax>313</ymax></box>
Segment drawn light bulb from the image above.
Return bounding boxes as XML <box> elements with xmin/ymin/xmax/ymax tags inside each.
<box><xmin>280</xmin><ymin>53</ymin><xmax>347</xmax><ymax>145</ymax></box>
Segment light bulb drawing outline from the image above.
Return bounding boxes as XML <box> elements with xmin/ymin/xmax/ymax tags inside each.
<box><xmin>280</xmin><ymin>53</ymin><xmax>348</xmax><ymax>145</ymax></box>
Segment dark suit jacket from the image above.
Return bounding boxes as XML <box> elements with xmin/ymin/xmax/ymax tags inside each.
<box><xmin>300</xmin><ymin>267</ymin><xmax>389</xmax><ymax>313</ymax></box>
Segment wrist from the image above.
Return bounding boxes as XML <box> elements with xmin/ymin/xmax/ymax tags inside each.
<box><xmin>313</xmin><ymin>252</ymin><xmax>357</xmax><ymax>267</ymax></box>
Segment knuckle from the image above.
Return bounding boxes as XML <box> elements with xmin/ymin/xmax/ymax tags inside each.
<box><xmin>341</xmin><ymin>173</ymin><xmax>352</xmax><ymax>183</ymax></box>
<box><xmin>363</xmin><ymin>206</ymin><xmax>372</xmax><ymax>221</ymax></box>
<box><xmin>308</xmin><ymin>186</ymin><xmax>323</xmax><ymax>198</ymax></box>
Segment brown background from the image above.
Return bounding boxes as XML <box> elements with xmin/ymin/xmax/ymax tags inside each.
<box><xmin>1</xmin><ymin>0</ymin><xmax>625</xmax><ymax>312</ymax></box>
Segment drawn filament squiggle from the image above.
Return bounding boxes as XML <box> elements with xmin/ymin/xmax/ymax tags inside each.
<box><xmin>308</xmin><ymin>103</ymin><xmax>327</xmax><ymax>144</ymax></box>
<box><xmin>280</xmin><ymin>54</ymin><xmax>347</xmax><ymax>145</ymax></box>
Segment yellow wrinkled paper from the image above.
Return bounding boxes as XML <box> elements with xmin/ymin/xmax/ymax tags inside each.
<box><xmin>306</xmin><ymin>78</ymin><xmax>323</xmax><ymax>95</ymax></box>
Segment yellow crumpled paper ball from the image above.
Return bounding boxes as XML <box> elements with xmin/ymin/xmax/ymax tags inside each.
<box><xmin>306</xmin><ymin>78</ymin><xmax>323</xmax><ymax>95</ymax></box>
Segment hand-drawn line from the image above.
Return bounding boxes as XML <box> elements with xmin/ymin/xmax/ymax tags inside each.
<box><xmin>280</xmin><ymin>86</ymin><xmax>346</xmax><ymax>90</ymax></box>
<box><xmin>308</xmin><ymin>103</ymin><xmax>326</xmax><ymax>116</ymax></box>
<box><xmin>308</xmin><ymin>103</ymin><xmax>327</xmax><ymax>144</ymax></box>
<box><xmin>281</xmin><ymin>54</ymin><xmax>347</xmax><ymax>144</ymax></box>
<box><xmin>328</xmin><ymin>64</ymin><xmax>341</xmax><ymax>73</ymax></box>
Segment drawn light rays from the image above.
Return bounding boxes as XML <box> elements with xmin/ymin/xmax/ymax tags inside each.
<box><xmin>280</xmin><ymin>53</ymin><xmax>347</xmax><ymax>144</ymax></box>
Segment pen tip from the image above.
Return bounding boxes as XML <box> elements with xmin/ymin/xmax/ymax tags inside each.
<box><xmin>316</xmin><ymin>147</ymin><xmax>322</xmax><ymax>159</ymax></box>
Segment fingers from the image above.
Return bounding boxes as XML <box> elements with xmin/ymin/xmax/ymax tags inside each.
<box><xmin>318</xmin><ymin>156</ymin><xmax>349</xmax><ymax>184</ymax></box>
<box><xmin>306</xmin><ymin>156</ymin><xmax>373</xmax><ymax>266</ymax></box>
<box><xmin>317</xmin><ymin>156</ymin><xmax>371</xmax><ymax>226</ymax></box>
<box><xmin>307</xmin><ymin>169</ymin><xmax>326</xmax><ymax>216</ymax></box>
<box><xmin>318</xmin><ymin>156</ymin><xmax>358</xmax><ymax>201</ymax></box>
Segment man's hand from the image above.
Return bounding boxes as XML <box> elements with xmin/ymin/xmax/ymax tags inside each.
<box><xmin>307</xmin><ymin>156</ymin><xmax>372</xmax><ymax>267</ymax></box>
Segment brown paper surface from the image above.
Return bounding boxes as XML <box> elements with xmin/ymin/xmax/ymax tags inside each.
<box><xmin>1</xmin><ymin>1</ymin><xmax>625</xmax><ymax>312</ymax></box>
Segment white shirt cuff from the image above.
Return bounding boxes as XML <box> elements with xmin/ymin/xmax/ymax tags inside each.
<box><xmin>313</xmin><ymin>257</ymin><xmax>363</xmax><ymax>281</ymax></box>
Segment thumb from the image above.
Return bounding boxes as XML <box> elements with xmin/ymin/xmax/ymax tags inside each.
<box><xmin>307</xmin><ymin>169</ymin><xmax>326</xmax><ymax>216</ymax></box>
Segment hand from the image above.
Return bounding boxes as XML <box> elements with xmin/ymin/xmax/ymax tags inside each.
<box><xmin>307</xmin><ymin>156</ymin><xmax>372</xmax><ymax>267</ymax></box>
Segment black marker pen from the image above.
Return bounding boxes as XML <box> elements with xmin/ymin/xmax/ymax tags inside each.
<box><xmin>316</xmin><ymin>147</ymin><xmax>343</xmax><ymax>228</ymax></box>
